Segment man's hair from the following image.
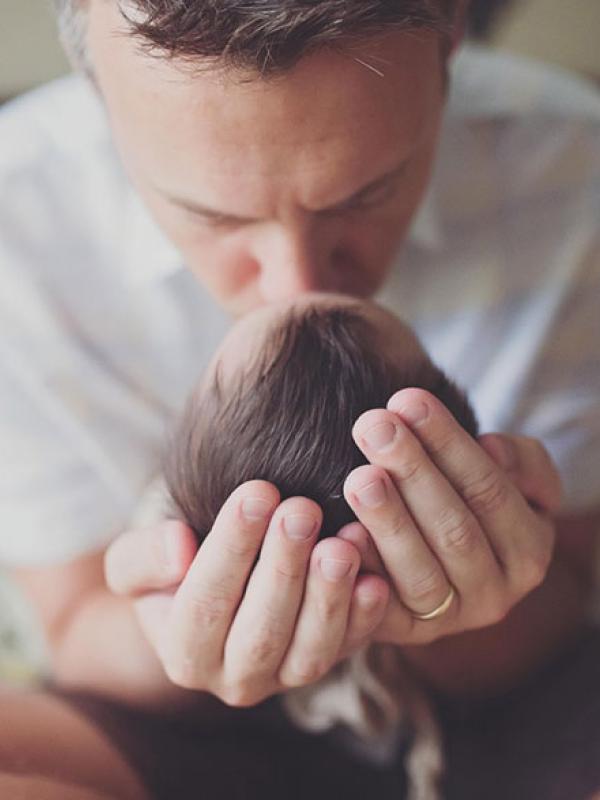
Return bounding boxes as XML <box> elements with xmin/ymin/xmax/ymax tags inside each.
<box><xmin>163</xmin><ymin>305</ymin><xmax>477</xmax><ymax>542</ymax></box>
<box><xmin>53</xmin><ymin>1</ymin><xmax>458</xmax><ymax>76</ymax></box>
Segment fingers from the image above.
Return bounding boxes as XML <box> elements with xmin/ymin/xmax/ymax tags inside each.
<box><xmin>223</xmin><ymin>496</ymin><xmax>322</xmax><ymax>698</ymax></box>
<box><xmin>277</xmin><ymin>536</ymin><xmax>361</xmax><ymax>687</ymax></box>
<box><xmin>385</xmin><ymin>389</ymin><xmax>554</xmax><ymax>584</ymax></box>
<box><xmin>343</xmin><ymin>461</ymin><xmax>473</xmax><ymax>620</ymax></box>
<box><xmin>479</xmin><ymin>433</ymin><xmax>563</xmax><ymax>514</ymax></box>
<box><xmin>164</xmin><ymin>480</ymin><xmax>280</xmax><ymax>688</ymax></box>
<box><xmin>337</xmin><ymin>573</ymin><xmax>390</xmax><ymax>660</ymax></box>
<box><xmin>337</xmin><ymin>521</ymin><xmax>386</xmax><ymax>575</ymax></box>
<box><xmin>104</xmin><ymin>520</ymin><xmax>198</xmax><ymax>596</ymax></box>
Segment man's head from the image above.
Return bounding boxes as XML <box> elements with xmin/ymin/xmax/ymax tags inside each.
<box><xmin>164</xmin><ymin>293</ymin><xmax>477</xmax><ymax>541</ymax></box>
<box><xmin>54</xmin><ymin>2</ymin><xmax>465</xmax><ymax>316</ymax></box>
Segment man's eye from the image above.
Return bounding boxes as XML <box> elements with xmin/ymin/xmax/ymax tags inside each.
<box><xmin>323</xmin><ymin>178</ymin><xmax>401</xmax><ymax>218</ymax></box>
<box><xmin>185</xmin><ymin>210</ymin><xmax>241</xmax><ymax>229</ymax></box>
<box><xmin>351</xmin><ymin>180</ymin><xmax>399</xmax><ymax>210</ymax></box>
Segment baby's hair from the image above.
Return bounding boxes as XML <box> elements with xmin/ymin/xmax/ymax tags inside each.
<box><xmin>163</xmin><ymin>304</ymin><xmax>478</xmax><ymax>540</ymax></box>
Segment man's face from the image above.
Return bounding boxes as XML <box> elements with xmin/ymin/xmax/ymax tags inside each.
<box><xmin>88</xmin><ymin>2</ymin><xmax>446</xmax><ymax>317</ymax></box>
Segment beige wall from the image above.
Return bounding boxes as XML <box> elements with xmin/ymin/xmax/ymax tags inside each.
<box><xmin>492</xmin><ymin>0</ymin><xmax>600</xmax><ymax>82</ymax></box>
<box><xmin>0</xmin><ymin>1</ymin><xmax>69</xmax><ymax>100</ymax></box>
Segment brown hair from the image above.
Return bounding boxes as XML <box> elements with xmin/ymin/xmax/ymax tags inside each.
<box><xmin>164</xmin><ymin>305</ymin><xmax>477</xmax><ymax>541</ymax></box>
<box><xmin>120</xmin><ymin>0</ymin><xmax>457</xmax><ymax>74</ymax></box>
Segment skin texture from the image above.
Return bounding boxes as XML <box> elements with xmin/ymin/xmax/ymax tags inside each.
<box><xmin>87</xmin><ymin>1</ymin><xmax>444</xmax><ymax>316</ymax></box>
<box><xmin>15</xmin><ymin>0</ymin><xmax>594</xmax><ymax>714</ymax></box>
<box><xmin>108</xmin><ymin>296</ymin><xmax>562</xmax><ymax>706</ymax></box>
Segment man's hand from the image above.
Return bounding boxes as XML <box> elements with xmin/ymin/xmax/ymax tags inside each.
<box><xmin>104</xmin><ymin>485</ymin><xmax>389</xmax><ymax>707</ymax></box>
<box><xmin>339</xmin><ymin>387</ymin><xmax>561</xmax><ymax>646</ymax></box>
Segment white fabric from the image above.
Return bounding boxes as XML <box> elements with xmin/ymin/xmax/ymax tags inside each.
<box><xmin>0</xmin><ymin>45</ymin><xmax>599</xmax><ymax>567</ymax></box>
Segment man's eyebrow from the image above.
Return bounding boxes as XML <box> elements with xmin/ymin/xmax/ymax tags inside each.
<box><xmin>159</xmin><ymin>158</ymin><xmax>409</xmax><ymax>224</ymax></box>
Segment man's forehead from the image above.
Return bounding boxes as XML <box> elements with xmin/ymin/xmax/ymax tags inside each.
<box><xmin>89</xmin><ymin>2</ymin><xmax>442</xmax><ymax>208</ymax></box>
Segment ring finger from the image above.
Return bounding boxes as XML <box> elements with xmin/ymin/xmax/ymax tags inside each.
<box><xmin>344</xmin><ymin>462</ymin><xmax>454</xmax><ymax>621</ymax></box>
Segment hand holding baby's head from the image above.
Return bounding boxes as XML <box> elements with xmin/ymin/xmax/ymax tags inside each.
<box><xmin>163</xmin><ymin>293</ymin><xmax>477</xmax><ymax>541</ymax></box>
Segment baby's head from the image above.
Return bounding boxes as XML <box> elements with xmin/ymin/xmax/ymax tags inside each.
<box><xmin>163</xmin><ymin>293</ymin><xmax>478</xmax><ymax>540</ymax></box>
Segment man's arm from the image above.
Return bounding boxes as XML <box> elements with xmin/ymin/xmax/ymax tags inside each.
<box><xmin>10</xmin><ymin>551</ymin><xmax>210</xmax><ymax>713</ymax></box>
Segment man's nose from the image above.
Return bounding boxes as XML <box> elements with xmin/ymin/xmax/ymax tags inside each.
<box><xmin>252</xmin><ymin>222</ymin><xmax>338</xmax><ymax>303</ymax></box>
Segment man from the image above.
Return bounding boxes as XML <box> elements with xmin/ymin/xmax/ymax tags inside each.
<box><xmin>0</xmin><ymin>1</ymin><xmax>599</xmax><ymax>798</ymax></box>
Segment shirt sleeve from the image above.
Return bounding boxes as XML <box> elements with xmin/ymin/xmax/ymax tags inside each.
<box><xmin>508</xmin><ymin>225</ymin><xmax>600</xmax><ymax>514</ymax></box>
<box><xmin>0</xmin><ymin>345</ymin><xmax>135</xmax><ymax>567</ymax></box>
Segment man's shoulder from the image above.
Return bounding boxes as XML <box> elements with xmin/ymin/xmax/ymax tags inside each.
<box><xmin>0</xmin><ymin>74</ymin><xmax>111</xmax><ymax>177</ymax></box>
<box><xmin>0</xmin><ymin>74</ymin><xmax>128</xmax><ymax>242</ymax></box>
<box><xmin>450</xmin><ymin>44</ymin><xmax>600</xmax><ymax>126</ymax></box>
<box><xmin>0</xmin><ymin>75</ymin><xmax>133</xmax><ymax>285</ymax></box>
<box><xmin>437</xmin><ymin>46</ymin><xmax>600</xmax><ymax>227</ymax></box>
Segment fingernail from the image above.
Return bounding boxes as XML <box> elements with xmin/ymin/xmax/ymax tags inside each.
<box><xmin>397</xmin><ymin>401</ymin><xmax>428</xmax><ymax>425</ymax></box>
<box><xmin>354</xmin><ymin>479</ymin><xmax>387</xmax><ymax>509</ymax></box>
<box><xmin>283</xmin><ymin>514</ymin><xmax>318</xmax><ymax>540</ymax></box>
<box><xmin>241</xmin><ymin>496</ymin><xmax>273</xmax><ymax>521</ymax></box>
<box><xmin>362</xmin><ymin>422</ymin><xmax>396</xmax><ymax>452</ymax></box>
<box><xmin>320</xmin><ymin>558</ymin><xmax>353</xmax><ymax>581</ymax></box>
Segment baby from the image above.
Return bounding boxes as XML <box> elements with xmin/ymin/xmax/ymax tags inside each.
<box><xmin>154</xmin><ymin>292</ymin><xmax>478</xmax><ymax>800</ymax></box>
<box><xmin>163</xmin><ymin>293</ymin><xmax>478</xmax><ymax>544</ymax></box>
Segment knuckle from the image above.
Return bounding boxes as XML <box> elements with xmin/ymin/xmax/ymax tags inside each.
<box><xmin>221</xmin><ymin>535</ymin><xmax>260</xmax><ymax>561</ymax></box>
<box><xmin>188</xmin><ymin>592</ymin><xmax>231</xmax><ymax>631</ymax></box>
<box><xmin>394</xmin><ymin>454</ymin><xmax>423</xmax><ymax>483</ymax></box>
<box><xmin>272</xmin><ymin>559</ymin><xmax>305</xmax><ymax>583</ymax></box>
<box><xmin>315</xmin><ymin>595</ymin><xmax>342</xmax><ymax>626</ymax></box>
<box><xmin>376</xmin><ymin>507</ymin><xmax>411</xmax><ymax>541</ymax></box>
<box><xmin>245</xmin><ymin>628</ymin><xmax>286</xmax><ymax>668</ymax></box>
<box><xmin>219</xmin><ymin>681</ymin><xmax>261</xmax><ymax>708</ymax></box>
<box><xmin>516</xmin><ymin>550</ymin><xmax>550</xmax><ymax>592</ymax></box>
<box><xmin>403</xmin><ymin>567</ymin><xmax>445</xmax><ymax>605</ymax></box>
<box><xmin>425</xmin><ymin>430</ymin><xmax>456</xmax><ymax>460</ymax></box>
<box><xmin>434</xmin><ymin>507</ymin><xmax>479</xmax><ymax>554</ymax></box>
<box><xmin>463</xmin><ymin>469</ymin><xmax>510</xmax><ymax>516</ymax></box>
<box><xmin>282</xmin><ymin>658</ymin><xmax>329</xmax><ymax>688</ymax></box>
<box><xmin>164</xmin><ymin>657</ymin><xmax>199</xmax><ymax>690</ymax></box>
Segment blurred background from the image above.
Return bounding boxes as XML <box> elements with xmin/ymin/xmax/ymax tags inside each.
<box><xmin>1</xmin><ymin>0</ymin><xmax>600</xmax><ymax>102</ymax></box>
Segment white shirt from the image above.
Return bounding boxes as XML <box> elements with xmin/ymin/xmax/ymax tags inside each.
<box><xmin>1</xmin><ymin>45</ymin><xmax>599</xmax><ymax>567</ymax></box>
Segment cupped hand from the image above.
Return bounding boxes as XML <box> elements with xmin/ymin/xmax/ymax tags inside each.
<box><xmin>104</xmin><ymin>483</ymin><xmax>389</xmax><ymax>706</ymax></box>
<box><xmin>339</xmin><ymin>388</ymin><xmax>561</xmax><ymax>646</ymax></box>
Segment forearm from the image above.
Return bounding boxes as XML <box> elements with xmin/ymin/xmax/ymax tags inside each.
<box><xmin>50</xmin><ymin>587</ymin><xmax>212</xmax><ymax>714</ymax></box>
<box><xmin>400</xmin><ymin>551</ymin><xmax>592</xmax><ymax>701</ymax></box>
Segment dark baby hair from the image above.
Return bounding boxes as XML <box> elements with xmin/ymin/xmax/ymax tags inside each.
<box><xmin>163</xmin><ymin>304</ymin><xmax>478</xmax><ymax>543</ymax></box>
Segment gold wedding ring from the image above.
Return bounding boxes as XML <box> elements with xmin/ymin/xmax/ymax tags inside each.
<box><xmin>410</xmin><ymin>586</ymin><xmax>456</xmax><ymax>621</ymax></box>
